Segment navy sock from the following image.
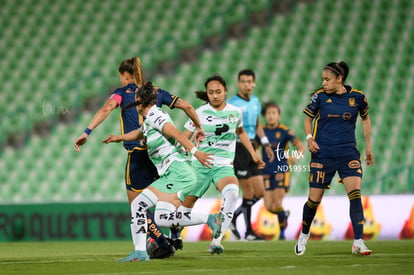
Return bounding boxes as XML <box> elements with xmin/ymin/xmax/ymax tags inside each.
<box><xmin>301</xmin><ymin>198</ymin><xmax>320</xmax><ymax>234</ymax></box>
<box><xmin>146</xmin><ymin>209</ymin><xmax>169</xmax><ymax>248</ymax></box>
<box><xmin>348</xmin><ymin>189</ymin><xmax>364</xmax><ymax>239</ymax></box>
<box><xmin>170</xmin><ymin>226</ymin><xmax>181</xmax><ymax>240</ymax></box>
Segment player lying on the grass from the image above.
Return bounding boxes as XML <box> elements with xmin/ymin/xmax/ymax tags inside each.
<box><xmin>181</xmin><ymin>74</ymin><xmax>265</xmax><ymax>254</ymax></box>
<box><xmin>103</xmin><ymin>82</ymin><xmax>222</xmax><ymax>262</ymax></box>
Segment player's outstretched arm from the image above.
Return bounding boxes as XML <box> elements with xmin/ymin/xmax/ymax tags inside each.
<box><xmin>174</xmin><ymin>98</ymin><xmax>205</xmax><ymax>142</ymax></box>
<box><xmin>74</xmin><ymin>98</ymin><xmax>118</xmax><ymax>152</ymax></box>
<box><xmin>162</xmin><ymin>122</ymin><xmax>212</xmax><ymax>168</ymax></box>
<box><xmin>102</xmin><ymin>129</ymin><xmax>143</xmax><ymax>144</ymax></box>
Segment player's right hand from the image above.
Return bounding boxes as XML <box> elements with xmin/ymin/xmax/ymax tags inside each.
<box><xmin>74</xmin><ymin>133</ymin><xmax>88</xmax><ymax>152</ymax></box>
<box><xmin>102</xmin><ymin>135</ymin><xmax>122</xmax><ymax>144</ymax></box>
<box><xmin>307</xmin><ymin>138</ymin><xmax>319</xmax><ymax>153</ymax></box>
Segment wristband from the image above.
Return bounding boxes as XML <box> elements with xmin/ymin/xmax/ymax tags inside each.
<box><xmin>84</xmin><ymin>128</ymin><xmax>92</xmax><ymax>135</ymax></box>
<box><xmin>190</xmin><ymin>146</ymin><xmax>198</xmax><ymax>155</ymax></box>
<box><xmin>260</xmin><ymin>136</ymin><xmax>270</xmax><ymax>145</ymax></box>
<box><xmin>306</xmin><ymin>134</ymin><xmax>313</xmax><ymax>140</ymax></box>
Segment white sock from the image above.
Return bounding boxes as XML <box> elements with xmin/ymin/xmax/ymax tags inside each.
<box><xmin>154</xmin><ymin>201</ymin><xmax>178</xmax><ymax>227</ymax></box>
<box><xmin>214</xmin><ymin>183</ymin><xmax>239</xmax><ymax>242</ymax></box>
<box><xmin>175</xmin><ymin>205</ymin><xmax>209</xmax><ymax>226</ymax></box>
<box><xmin>130</xmin><ymin>189</ymin><xmax>158</xmax><ymax>251</ymax></box>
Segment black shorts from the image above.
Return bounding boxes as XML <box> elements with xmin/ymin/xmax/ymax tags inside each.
<box><xmin>233</xmin><ymin>141</ymin><xmax>262</xmax><ymax>179</ymax></box>
<box><xmin>125</xmin><ymin>149</ymin><xmax>159</xmax><ymax>192</ymax></box>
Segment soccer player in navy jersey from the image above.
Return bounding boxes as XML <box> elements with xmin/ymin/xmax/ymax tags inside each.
<box><xmin>256</xmin><ymin>102</ymin><xmax>304</xmax><ymax>240</ymax></box>
<box><xmin>228</xmin><ymin>69</ymin><xmax>274</xmax><ymax>240</ymax></box>
<box><xmin>295</xmin><ymin>61</ymin><xmax>374</xmax><ymax>256</ymax></box>
<box><xmin>74</xmin><ymin>57</ymin><xmax>204</xmax><ymax>260</ymax></box>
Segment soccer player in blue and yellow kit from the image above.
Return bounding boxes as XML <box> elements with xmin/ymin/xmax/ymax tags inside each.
<box><xmin>256</xmin><ymin>102</ymin><xmax>304</xmax><ymax>240</ymax></box>
<box><xmin>228</xmin><ymin>69</ymin><xmax>274</xmax><ymax>240</ymax></box>
<box><xmin>74</xmin><ymin>57</ymin><xmax>204</xmax><ymax>260</ymax></box>
<box><xmin>295</xmin><ymin>61</ymin><xmax>374</xmax><ymax>256</ymax></box>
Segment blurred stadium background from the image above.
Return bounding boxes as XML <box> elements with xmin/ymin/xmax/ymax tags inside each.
<box><xmin>0</xmin><ymin>0</ymin><xmax>412</xmax><ymax>221</ymax></box>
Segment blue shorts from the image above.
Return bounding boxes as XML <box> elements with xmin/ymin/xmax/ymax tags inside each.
<box><xmin>125</xmin><ymin>149</ymin><xmax>159</xmax><ymax>192</ymax></box>
<box><xmin>308</xmin><ymin>153</ymin><xmax>363</xmax><ymax>189</ymax></box>
<box><xmin>263</xmin><ymin>172</ymin><xmax>291</xmax><ymax>192</ymax></box>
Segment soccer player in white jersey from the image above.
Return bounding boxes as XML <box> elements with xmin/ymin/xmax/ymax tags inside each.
<box><xmin>182</xmin><ymin>75</ymin><xmax>265</xmax><ymax>254</ymax></box>
<box><xmin>103</xmin><ymin>82</ymin><xmax>222</xmax><ymax>262</ymax></box>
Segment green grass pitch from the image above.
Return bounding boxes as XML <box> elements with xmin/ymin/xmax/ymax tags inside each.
<box><xmin>1</xmin><ymin>240</ymin><xmax>413</xmax><ymax>274</ymax></box>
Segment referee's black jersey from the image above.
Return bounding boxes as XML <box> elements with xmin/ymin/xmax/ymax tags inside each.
<box><xmin>303</xmin><ymin>85</ymin><xmax>369</xmax><ymax>157</ymax></box>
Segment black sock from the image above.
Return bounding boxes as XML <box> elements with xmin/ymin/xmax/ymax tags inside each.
<box><xmin>146</xmin><ymin>209</ymin><xmax>169</xmax><ymax>248</ymax></box>
<box><xmin>301</xmin><ymin>198</ymin><xmax>320</xmax><ymax>234</ymax></box>
<box><xmin>241</xmin><ymin>198</ymin><xmax>255</xmax><ymax>233</ymax></box>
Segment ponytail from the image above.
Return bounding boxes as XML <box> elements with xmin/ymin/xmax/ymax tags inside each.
<box><xmin>132</xmin><ymin>57</ymin><xmax>145</xmax><ymax>87</ymax></box>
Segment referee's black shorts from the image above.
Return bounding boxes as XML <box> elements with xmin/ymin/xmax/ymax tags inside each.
<box><xmin>233</xmin><ymin>141</ymin><xmax>262</xmax><ymax>179</ymax></box>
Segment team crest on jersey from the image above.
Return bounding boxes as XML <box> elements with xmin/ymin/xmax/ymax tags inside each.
<box><xmin>126</xmin><ymin>88</ymin><xmax>135</xmax><ymax>94</ymax></box>
<box><xmin>326</xmin><ymin>98</ymin><xmax>332</xmax><ymax>103</ymax></box>
<box><xmin>348</xmin><ymin>98</ymin><xmax>355</xmax><ymax>107</ymax></box>
<box><xmin>228</xmin><ymin>114</ymin><xmax>236</xmax><ymax>124</ymax></box>
<box><xmin>275</xmin><ymin>131</ymin><xmax>281</xmax><ymax>139</ymax></box>
<box><xmin>348</xmin><ymin>160</ymin><xmax>360</xmax><ymax>169</ymax></box>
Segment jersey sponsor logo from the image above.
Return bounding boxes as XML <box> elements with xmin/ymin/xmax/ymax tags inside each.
<box><xmin>310</xmin><ymin>162</ymin><xmax>323</xmax><ymax>169</ymax></box>
<box><xmin>348</xmin><ymin>98</ymin><xmax>355</xmax><ymax>107</ymax></box>
<box><xmin>215</xmin><ymin>123</ymin><xmax>229</xmax><ymax>135</ymax></box>
<box><xmin>348</xmin><ymin>160</ymin><xmax>360</xmax><ymax>169</ymax></box>
<box><xmin>341</xmin><ymin>112</ymin><xmax>352</xmax><ymax>120</ymax></box>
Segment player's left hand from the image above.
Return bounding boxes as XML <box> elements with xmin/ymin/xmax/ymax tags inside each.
<box><xmin>194</xmin><ymin>150</ymin><xmax>214</xmax><ymax>168</ymax></box>
<box><xmin>102</xmin><ymin>135</ymin><xmax>122</xmax><ymax>144</ymax></box>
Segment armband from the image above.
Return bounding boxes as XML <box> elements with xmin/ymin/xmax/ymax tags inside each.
<box><xmin>306</xmin><ymin>134</ymin><xmax>313</xmax><ymax>140</ymax></box>
<box><xmin>190</xmin><ymin>147</ymin><xmax>198</xmax><ymax>155</ymax></box>
<box><xmin>84</xmin><ymin>128</ymin><xmax>92</xmax><ymax>135</ymax></box>
<box><xmin>260</xmin><ymin>136</ymin><xmax>270</xmax><ymax>146</ymax></box>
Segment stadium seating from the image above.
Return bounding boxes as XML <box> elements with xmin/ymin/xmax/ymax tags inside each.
<box><xmin>0</xmin><ymin>0</ymin><xmax>413</xmax><ymax>203</ymax></box>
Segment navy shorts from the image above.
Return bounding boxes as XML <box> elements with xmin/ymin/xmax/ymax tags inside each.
<box><xmin>308</xmin><ymin>153</ymin><xmax>363</xmax><ymax>189</ymax></box>
<box><xmin>263</xmin><ymin>172</ymin><xmax>290</xmax><ymax>192</ymax></box>
<box><xmin>233</xmin><ymin>141</ymin><xmax>262</xmax><ymax>179</ymax></box>
<box><xmin>125</xmin><ymin>149</ymin><xmax>159</xmax><ymax>192</ymax></box>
